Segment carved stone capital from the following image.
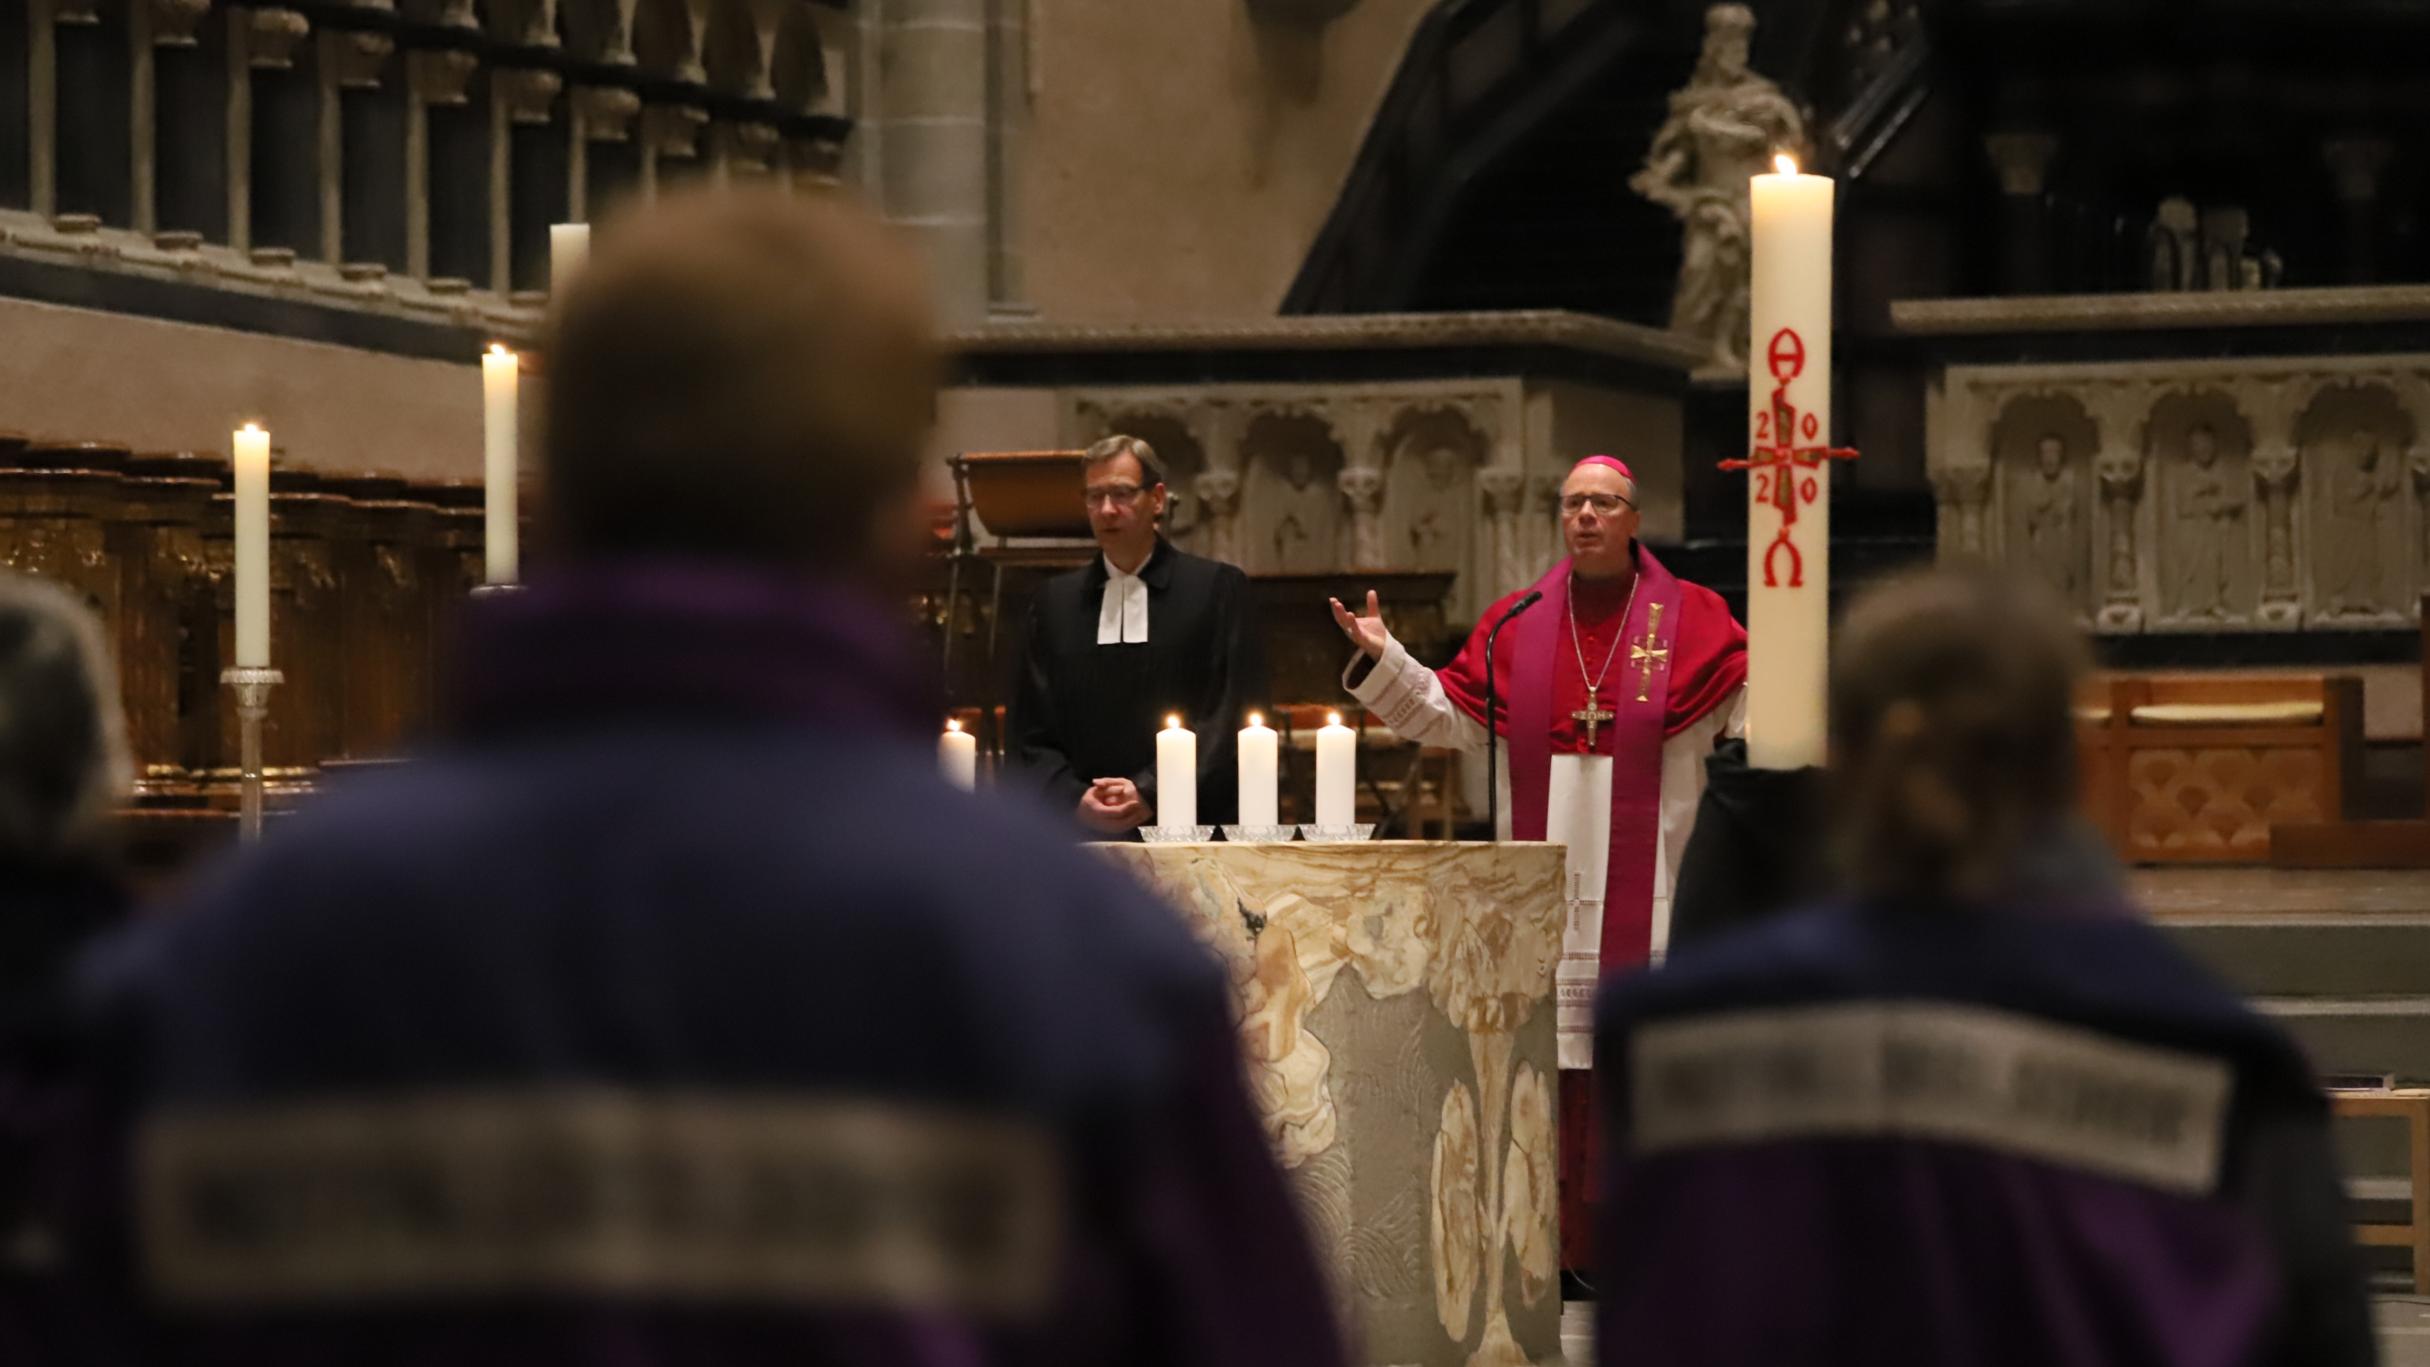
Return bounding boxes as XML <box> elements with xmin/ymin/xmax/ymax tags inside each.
<box><xmin>1930</xmin><ymin>465</ymin><xmax>1990</xmax><ymax>508</ymax></box>
<box><xmin>55</xmin><ymin>0</ymin><xmax>101</xmax><ymax>23</ymax></box>
<box><xmin>715</xmin><ymin>121</ymin><xmax>781</xmax><ymax>172</ymax></box>
<box><xmin>642</xmin><ymin>104</ymin><xmax>709</xmax><ymax>159</ymax></box>
<box><xmin>1336</xmin><ymin>466</ymin><xmax>1387</xmax><ymax>512</ymax></box>
<box><xmin>497</xmin><ymin>67</ymin><xmax>563</xmax><ymax>125</ymax></box>
<box><xmin>2096</xmin><ymin>458</ymin><xmax>2143</xmax><ymax>500</ymax></box>
<box><xmin>2412</xmin><ymin>445</ymin><xmax>2430</xmax><ymax>491</ymax></box>
<box><xmin>1194</xmin><ymin>470</ymin><xmax>1242</xmax><ymax>517</ymax></box>
<box><xmin>2251</xmin><ymin>443</ymin><xmax>2300</xmax><ymax>490</ymax></box>
<box><xmin>247</xmin><ymin>8</ymin><xmax>312</xmax><ymax>69</ymax></box>
<box><xmin>151</xmin><ymin>0</ymin><xmax>212</xmax><ymax>47</ymax></box>
<box><xmin>786</xmin><ymin>137</ymin><xmax>845</xmax><ymax>183</ymax></box>
<box><xmin>408</xmin><ymin>48</ymin><xmax>479</xmax><ymax>105</ymax></box>
<box><xmin>1983</xmin><ymin>132</ymin><xmax>2059</xmax><ymax>198</ymax></box>
<box><xmin>435</xmin><ymin>0</ymin><xmax>478</xmax><ymax>29</ymax></box>
<box><xmin>572</xmin><ymin>85</ymin><xmax>644</xmax><ymax>142</ymax></box>
<box><xmin>329</xmin><ymin>30</ymin><xmax>394</xmax><ymax>89</ymax></box>
<box><xmin>1530</xmin><ymin>473</ymin><xmax>1566</xmax><ymax>513</ymax></box>
<box><xmin>1477</xmin><ymin>468</ymin><xmax>1527</xmax><ymax>517</ymax></box>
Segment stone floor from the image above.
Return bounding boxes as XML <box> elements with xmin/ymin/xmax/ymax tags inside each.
<box><xmin>1558</xmin><ymin>1297</ymin><xmax>2430</xmax><ymax>1365</ymax></box>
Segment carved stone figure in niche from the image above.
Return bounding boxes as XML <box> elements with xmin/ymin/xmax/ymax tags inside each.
<box><xmin>2322</xmin><ymin>428</ymin><xmax>2406</xmax><ymax>616</ymax></box>
<box><xmin>1382</xmin><ymin>416</ymin><xmax>1481</xmax><ymax>579</ymax></box>
<box><xmin>1253</xmin><ymin>427</ymin><xmax>1351</xmax><ymax>573</ymax></box>
<box><xmin>1630</xmin><ymin>4</ymin><xmax>1806</xmax><ymax>372</ymax></box>
<box><xmin>2169</xmin><ymin>423</ymin><xmax>2246</xmax><ymax>620</ymax></box>
<box><xmin>2013</xmin><ymin>433</ymin><xmax>2083</xmax><ymax>602</ymax></box>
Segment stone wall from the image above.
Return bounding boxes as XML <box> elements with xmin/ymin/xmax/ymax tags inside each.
<box><xmin>1011</xmin><ymin>0</ymin><xmax>1432</xmax><ymax>322</ymax></box>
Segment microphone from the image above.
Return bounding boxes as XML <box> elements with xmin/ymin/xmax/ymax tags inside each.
<box><xmin>1482</xmin><ymin>589</ymin><xmax>1543</xmax><ymax>841</ymax></box>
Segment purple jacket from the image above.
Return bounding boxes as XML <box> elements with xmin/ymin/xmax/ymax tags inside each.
<box><xmin>70</xmin><ymin>563</ymin><xmax>1345</xmax><ymax>1367</ymax></box>
<box><xmin>1596</xmin><ymin>873</ymin><xmax>2373</xmax><ymax>1367</ymax></box>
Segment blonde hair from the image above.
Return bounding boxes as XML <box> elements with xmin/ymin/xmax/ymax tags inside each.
<box><xmin>544</xmin><ymin>187</ymin><xmax>939</xmax><ymax>570</ymax></box>
<box><xmin>0</xmin><ymin>573</ymin><xmax>131</xmax><ymax>864</ymax></box>
<box><xmin>1828</xmin><ymin>565</ymin><xmax>2087</xmax><ymax>900</ymax></box>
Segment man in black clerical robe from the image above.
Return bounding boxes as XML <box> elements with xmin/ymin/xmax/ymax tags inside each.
<box><xmin>1011</xmin><ymin>436</ymin><xmax>1266</xmax><ymax>836</ymax></box>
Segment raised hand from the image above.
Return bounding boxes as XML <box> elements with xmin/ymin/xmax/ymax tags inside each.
<box><xmin>1328</xmin><ymin>590</ymin><xmax>1390</xmax><ymax>661</ymax></box>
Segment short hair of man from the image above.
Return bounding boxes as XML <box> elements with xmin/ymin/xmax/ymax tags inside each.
<box><xmin>544</xmin><ymin>188</ymin><xmax>941</xmax><ymax>572</ymax></box>
<box><xmin>1083</xmin><ymin>435</ymin><xmax>1167</xmax><ymax>487</ymax></box>
<box><xmin>0</xmin><ymin>573</ymin><xmax>130</xmax><ymax>865</ymax></box>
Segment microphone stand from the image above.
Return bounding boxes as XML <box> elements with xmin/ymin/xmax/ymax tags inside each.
<box><xmin>1481</xmin><ymin>589</ymin><xmax>1543</xmax><ymax>840</ymax></box>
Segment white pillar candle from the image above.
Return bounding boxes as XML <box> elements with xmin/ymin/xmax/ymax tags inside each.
<box><xmin>940</xmin><ymin>718</ymin><xmax>977</xmax><ymax>791</ymax></box>
<box><xmin>1237</xmin><ymin>713</ymin><xmax>1278</xmax><ymax>828</ymax></box>
<box><xmin>1156</xmin><ymin>714</ymin><xmax>1197</xmax><ymax>831</ymax></box>
<box><xmin>1746</xmin><ymin>154</ymin><xmax>1836</xmax><ymax>770</ymax></box>
<box><xmin>1315</xmin><ymin>710</ymin><xmax>1356</xmax><ymax>829</ymax></box>
<box><xmin>232</xmin><ymin>422</ymin><xmax>271</xmax><ymax>668</ymax></box>
<box><xmin>482</xmin><ymin>344</ymin><xmax>520</xmax><ymax>585</ymax></box>
<box><xmin>550</xmin><ymin>222</ymin><xmax>590</xmax><ymax>294</ymax></box>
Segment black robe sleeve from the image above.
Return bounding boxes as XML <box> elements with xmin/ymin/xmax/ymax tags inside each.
<box><xmin>1010</xmin><ymin>600</ymin><xmax>1090</xmax><ymax>816</ymax></box>
<box><xmin>1668</xmin><ymin>739</ymin><xmax>1828</xmax><ymax>953</ymax></box>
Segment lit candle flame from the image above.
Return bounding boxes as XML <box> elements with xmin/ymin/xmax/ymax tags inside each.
<box><xmin>239</xmin><ymin>422</ymin><xmax>263</xmax><ymax>436</ymax></box>
<box><xmin>1774</xmin><ymin>153</ymin><xmax>1798</xmax><ymax>177</ymax></box>
<box><xmin>1166</xmin><ymin>714</ymin><xmax>1182</xmax><ymax>730</ymax></box>
<box><xmin>488</xmin><ymin>342</ymin><xmax>513</xmax><ymax>360</ymax></box>
<box><xmin>946</xmin><ymin>718</ymin><xmax>962</xmax><ymax>733</ymax></box>
<box><xmin>1327</xmin><ymin>710</ymin><xmax>1343</xmax><ymax>727</ymax></box>
<box><xmin>1248</xmin><ymin>712</ymin><xmax>1264</xmax><ymax>728</ymax></box>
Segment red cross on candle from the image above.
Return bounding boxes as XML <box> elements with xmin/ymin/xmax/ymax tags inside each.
<box><xmin>1718</xmin><ymin>326</ymin><xmax>1859</xmax><ymax>589</ymax></box>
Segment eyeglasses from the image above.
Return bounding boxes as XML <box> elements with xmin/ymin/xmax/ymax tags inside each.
<box><xmin>1559</xmin><ymin>493</ymin><xmax>1635</xmax><ymax>516</ymax></box>
<box><xmin>1085</xmin><ymin>484</ymin><xmax>1150</xmax><ymax>508</ymax></box>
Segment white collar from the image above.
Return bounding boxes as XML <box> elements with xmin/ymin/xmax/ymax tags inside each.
<box><xmin>1097</xmin><ymin>556</ymin><xmax>1149</xmax><ymax>644</ymax></box>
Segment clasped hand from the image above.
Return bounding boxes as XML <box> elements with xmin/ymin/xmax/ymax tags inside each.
<box><xmin>1078</xmin><ymin>777</ymin><xmax>1150</xmax><ymax>835</ymax></box>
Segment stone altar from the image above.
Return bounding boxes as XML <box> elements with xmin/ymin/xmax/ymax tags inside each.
<box><xmin>1096</xmin><ymin>841</ymin><xmax>1566</xmax><ymax>1367</ymax></box>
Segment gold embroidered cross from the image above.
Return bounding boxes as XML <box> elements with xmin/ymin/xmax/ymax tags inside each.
<box><xmin>1571</xmin><ymin>688</ymin><xmax>1615</xmax><ymax>751</ymax></box>
<box><xmin>1630</xmin><ymin>603</ymin><xmax>1670</xmax><ymax>703</ymax></box>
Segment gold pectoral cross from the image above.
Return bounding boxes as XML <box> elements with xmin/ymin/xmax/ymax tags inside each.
<box><xmin>1571</xmin><ymin>688</ymin><xmax>1615</xmax><ymax>752</ymax></box>
<box><xmin>1630</xmin><ymin>603</ymin><xmax>1671</xmax><ymax>703</ymax></box>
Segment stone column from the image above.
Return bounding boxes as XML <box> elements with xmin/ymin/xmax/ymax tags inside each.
<box><xmin>2324</xmin><ymin>137</ymin><xmax>2392</xmax><ymax>285</ymax></box>
<box><xmin>244</xmin><ymin>7</ymin><xmax>318</xmax><ymax>257</ymax></box>
<box><xmin>1984</xmin><ymin>132</ymin><xmax>2057</xmax><ymax>295</ymax></box>
<box><xmin>1478</xmin><ymin>468</ymin><xmax>1529</xmax><ymax>602</ymax></box>
<box><xmin>2248</xmin><ymin>381</ymin><xmax>2305</xmax><ymax>627</ymax></box>
<box><xmin>1929</xmin><ymin>463</ymin><xmax>1990</xmax><ymax>558</ymax></box>
<box><xmin>404</xmin><ymin>46</ymin><xmax>477</xmax><ymax>279</ymax></box>
<box><xmin>2411</xmin><ymin>445</ymin><xmax>2430</xmax><ymax>589</ymax></box>
<box><xmin>29</xmin><ymin>0</ymin><xmax>60</xmax><ymax>219</ymax></box>
<box><xmin>491</xmin><ymin>67</ymin><xmax>563</xmax><ymax>294</ymax></box>
<box><xmin>638</xmin><ymin>101</ymin><xmax>708</xmax><ymax>200</ymax></box>
<box><xmin>567</xmin><ymin>84</ymin><xmax>641</xmax><ymax>224</ymax></box>
<box><xmin>880</xmin><ymin>0</ymin><xmax>988</xmax><ymax>328</ymax></box>
<box><xmin>152</xmin><ymin>0</ymin><xmax>224</xmax><ymax>242</ymax></box>
<box><xmin>48</xmin><ymin>0</ymin><xmax>133</xmax><ymax>225</ymax></box>
<box><xmin>985</xmin><ymin>0</ymin><xmax>1030</xmax><ymax>315</ymax></box>
<box><xmin>329</xmin><ymin>26</ymin><xmax>403</xmax><ymax>272</ymax></box>
<box><xmin>2087</xmin><ymin>382</ymin><xmax>2149</xmax><ymax>632</ymax></box>
<box><xmin>1195</xmin><ymin>399</ymin><xmax>1247</xmax><ymax>567</ymax></box>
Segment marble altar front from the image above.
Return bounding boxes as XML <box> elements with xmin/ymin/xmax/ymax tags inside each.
<box><xmin>1097</xmin><ymin>841</ymin><xmax>1566</xmax><ymax>1367</ymax></box>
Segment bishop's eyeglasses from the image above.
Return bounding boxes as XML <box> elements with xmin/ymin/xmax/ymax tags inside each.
<box><xmin>1559</xmin><ymin>492</ymin><xmax>1635</xmax><ymax>516</ymax></box>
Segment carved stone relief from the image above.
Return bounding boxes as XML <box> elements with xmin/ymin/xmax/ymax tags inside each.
<box><xmin>1478</xmin><ymin>469</ymin><xmax>1528</xmax><ymax>603</ymax></box>
<box><xmin>1245</xmin><ymin>412</ymin><xmax>1346</xmax><ymax>574</ymax></box>
<box><xmin>1991</xmin><ymin>392</ymin><xmax>2095</xmax><ymax>613</ymax></box>
<box><xmin>2300</xmin><ymin>382</ymin><xmax>2413</xmax><ymax>624</ymax></box>
<box><xmin>2149</xmin><ymin>391</ymin><xmax>2256</xmax><ymax>627</ymax></box>
<box><xmin>1379</xmin><ymin>406</ymin><xmax>1486</xmax><ymax>578</ymax></box>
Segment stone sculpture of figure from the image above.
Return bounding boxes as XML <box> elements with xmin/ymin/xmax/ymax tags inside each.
<box><xmin>2324</xmin><ymin>428</ymin><xmax>2403</xmax><ymax>616</ymax></box>
<box><xmin>2148</xmin><ymin>197</ymin><xmax>2198</xmax><ymax>292</ymax></box>
<box><xmin>1404</xmin><ymin>442</ymin><xmax>1468</xmax><ymax>569</ymax></box>
<box><xmin>2015</xmin><ymin>433</ymin><xmax>2081</xmax><ymax>600</ymax></box>
<box><xmin>2170</xmin><ymin>423</ymin><xmax>2245</xmax><ymax>618</ymax></box>
<box><xmin>1630</xmin><ymin>3</ymin><xmax>1806</xmax><ymax>372</ymax></box>
<box><xmin>1269</xmin><ymin>447</ymin><xmax>1335</xmax><ymax>572</ymax></box>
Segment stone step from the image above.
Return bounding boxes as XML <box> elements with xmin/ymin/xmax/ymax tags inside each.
<box><xmin>2171</xmin><ymin>916</ymin><xmax>2430</xmax><ymax>998</ymax></box>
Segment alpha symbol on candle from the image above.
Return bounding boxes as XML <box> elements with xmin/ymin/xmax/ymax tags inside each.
<box><xmin>1719</xmin><ymin>324</ymin><xmax>1859</xmax><ymax>589</ymax></box>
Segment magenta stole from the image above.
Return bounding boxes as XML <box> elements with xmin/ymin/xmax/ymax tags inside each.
<box><xmin>1505</xmin><ymin>548</ymin><xmax>1681</xmax><ymax>973</ymax></box>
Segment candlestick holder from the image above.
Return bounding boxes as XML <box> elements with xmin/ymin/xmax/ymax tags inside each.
<box><xmin>469</xmin><ymin>582</ymin><xmax>525</xmax><ymax>600</ymax></box>
<box><xmin>1139</xmin><ymin>825</ymin><xmax>1217</xmax><ymax>844</ymax></box>
<box><xmin>220</xmin><ymin>666</ymin><xmax>284</xmax><ymax>843</ymax></box>
<box><xmin>1220</xmin><ymin>825</ymin><xmax>1297</xmax><ymax>844</ymax></box>
<box><xmin>1298</xmin><ymin>824</ymin><xmax>1376</xmax><ymax>843</ymax></box>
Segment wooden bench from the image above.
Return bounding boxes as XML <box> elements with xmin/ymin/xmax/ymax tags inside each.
<box><xmin>2076</xmin><ymin>674</ymin><xmax>2363</xmax><ymax>864</ymax></box>
<box><xmin>2330</xmin><ymin>1089</ymin><xmax>2430</xmax><ymax>1293</ymax></box>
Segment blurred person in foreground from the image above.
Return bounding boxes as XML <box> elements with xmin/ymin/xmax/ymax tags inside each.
<box><xmin>0</xmin><ymin>576</ymin><xmax>132</xmax><ymax>1362</ymax></box>
<box><xmin>1593</xmin><ymin>566</ymin><xmax>2373</xmax><ymax>1367</ymax></box>
<box><xmin>72</xmin><ymin>189</ymin><xmax>1345</xmax><ymax>1367</ymax></box>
